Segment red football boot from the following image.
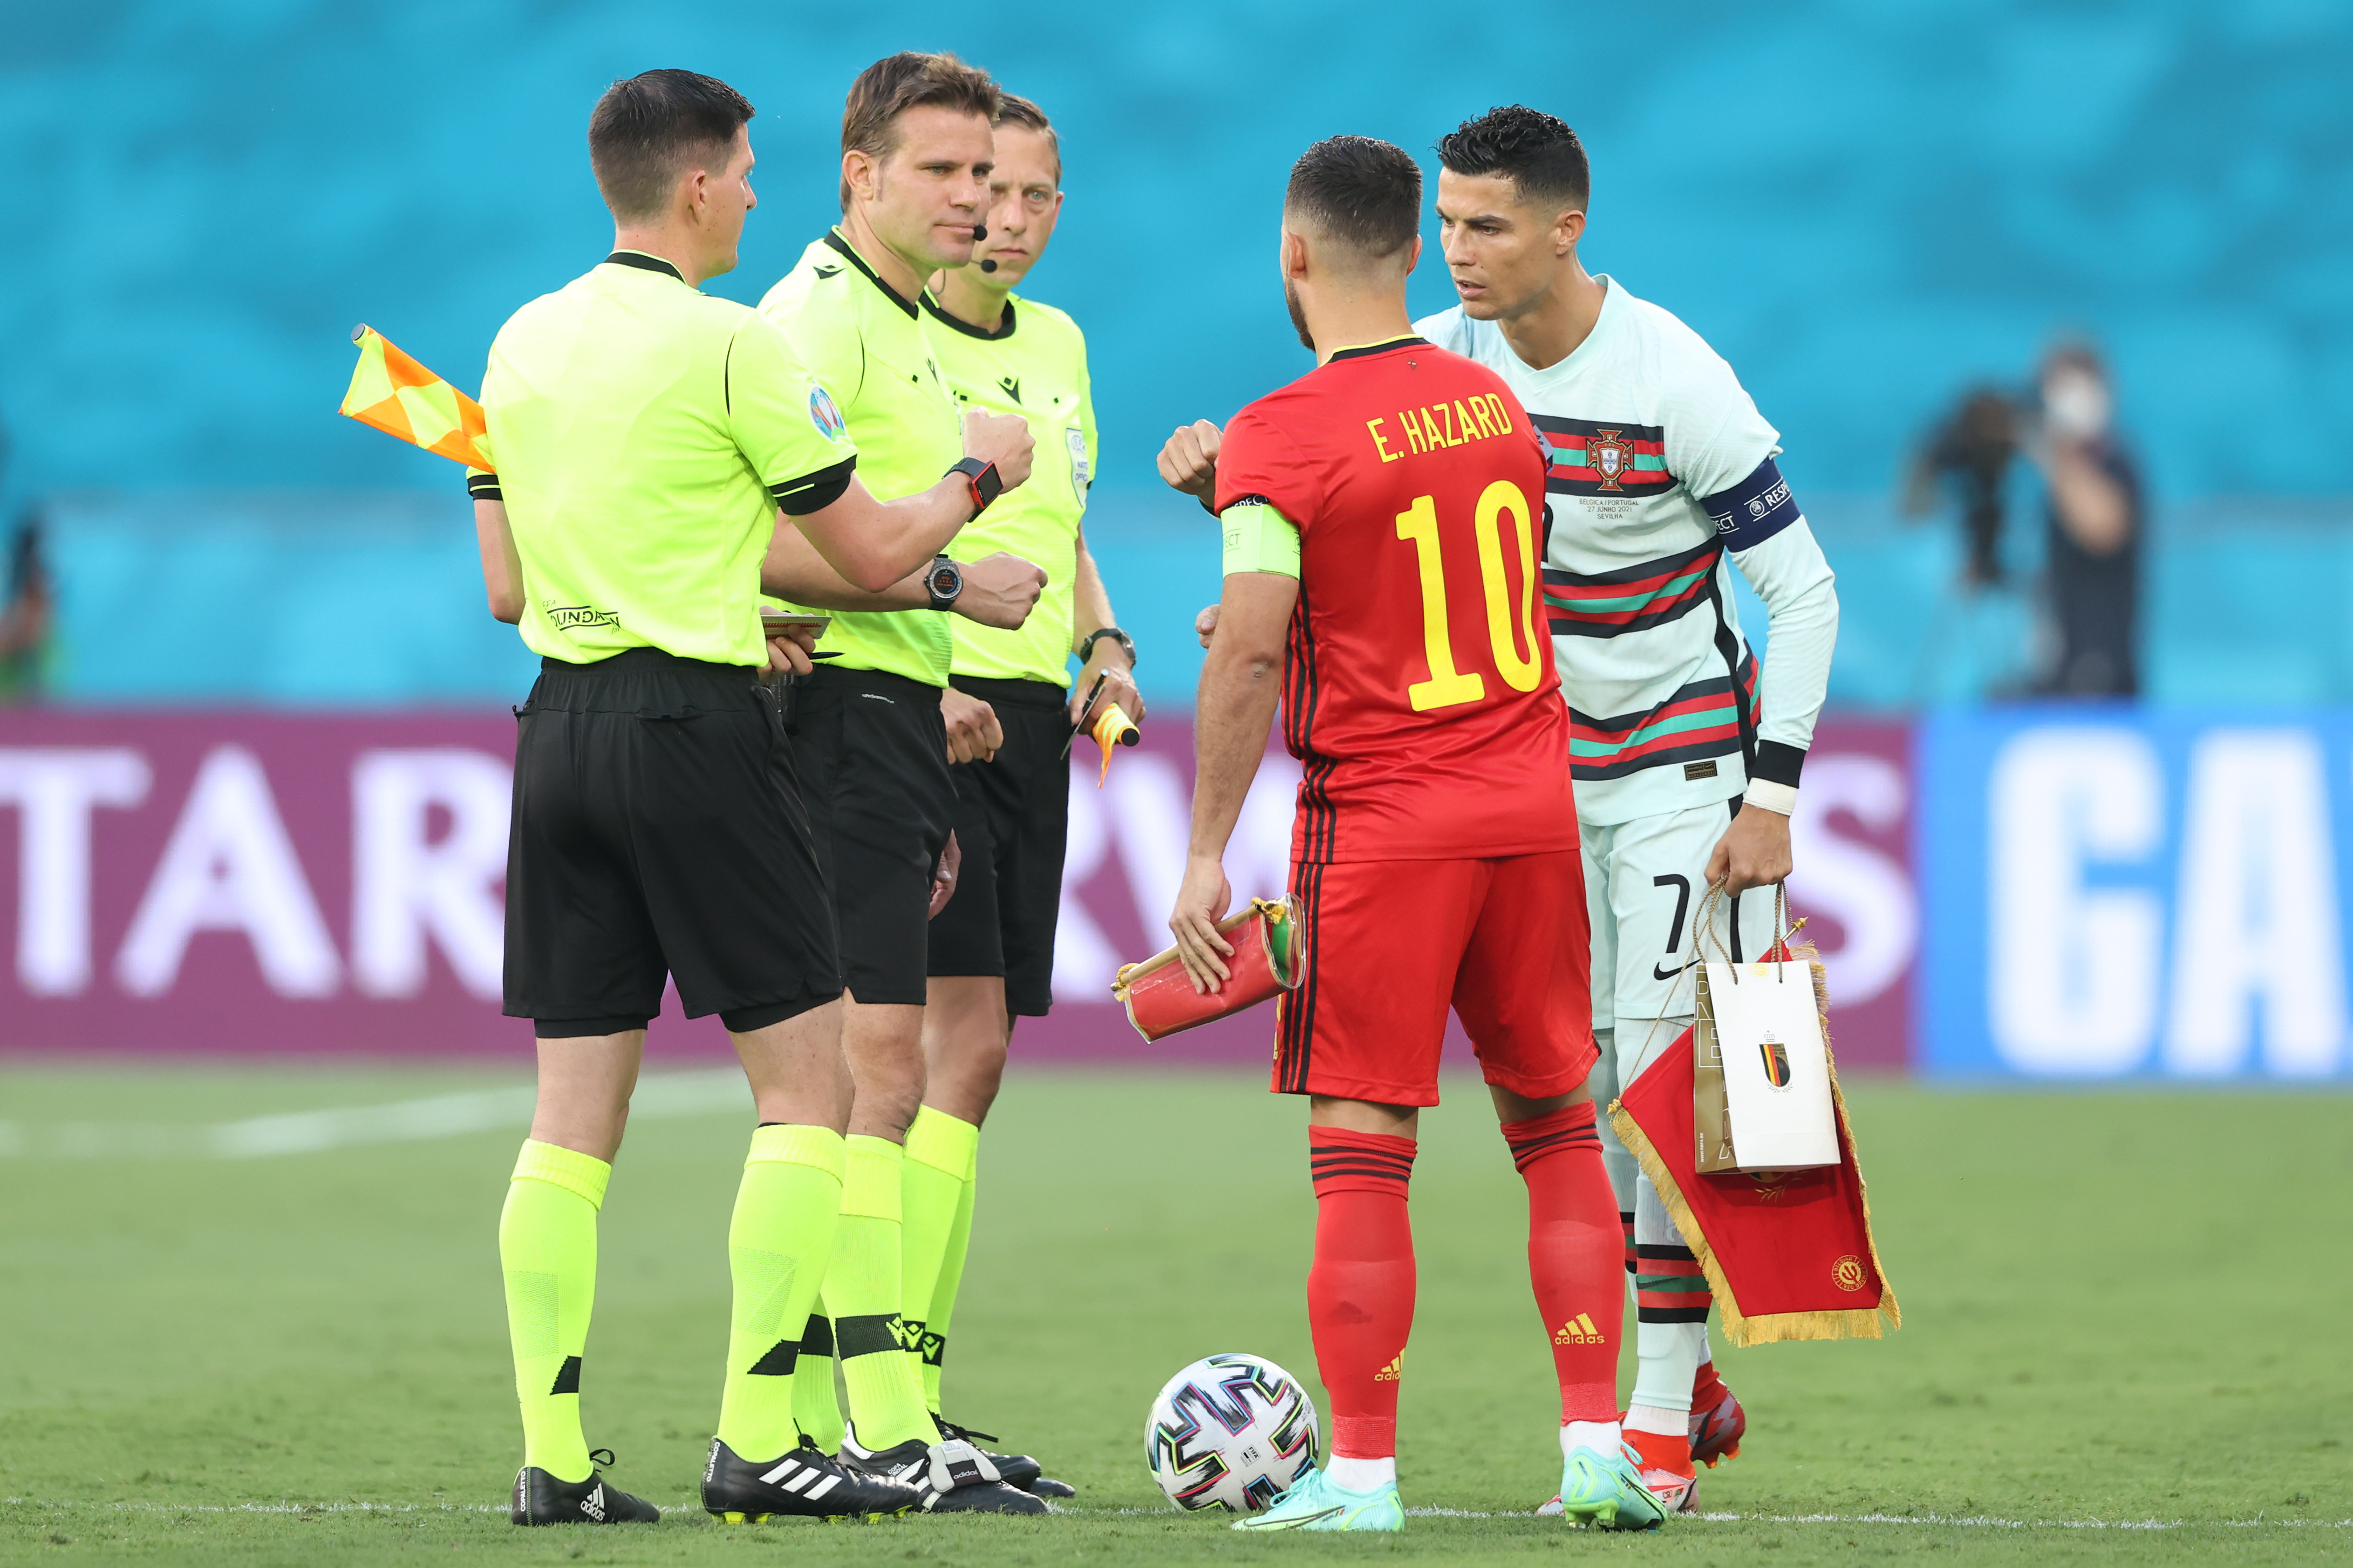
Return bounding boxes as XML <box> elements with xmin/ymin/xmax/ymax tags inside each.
<box><xmin>1688</xmin><ymin>1361</ymin><xmax>1744</xmax><ymax>1468</ymax></box>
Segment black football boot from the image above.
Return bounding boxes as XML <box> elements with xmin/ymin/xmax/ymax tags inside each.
<box><xmin>702</xmin><ymin>1435</ymin><xmax>919</xmax><ymax>1522</ymax></box>
<box><xmin>937</xmin><ymin>1419</ymin><xmax>1074</xmax><ymax>1498</ymax></box>
<box><xmin>838</xmin><ymin>1428</ymin><xmax>1049</xmax><ymax>1514</ymax></box>
<box><xmin>510</xmin><ymin>1448</ymin><xmax>660</xmax><ymax>1525</ymax></box>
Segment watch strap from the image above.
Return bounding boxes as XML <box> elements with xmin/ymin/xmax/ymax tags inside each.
<box><xmin>1078</xmin><ymin>626</ymin><xmax>1138</xmax><ymax>668</ymax></box>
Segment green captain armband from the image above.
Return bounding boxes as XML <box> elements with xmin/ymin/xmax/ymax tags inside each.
<box><xmin>1220</xmin><ymin>499</ymin><xmax>1301</xmax><ymax>578</ymax></box>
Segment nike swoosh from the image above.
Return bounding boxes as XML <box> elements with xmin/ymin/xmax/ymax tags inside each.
<box><xmin>1652</xmin><ymin>958</ymin><xmax>1695</xmax><ymax>982</ymax></box>
<box><xmin>1261</xmin><ymin>1505</ymin><xmax>1344</xmax><ymax>1528</ymax></box>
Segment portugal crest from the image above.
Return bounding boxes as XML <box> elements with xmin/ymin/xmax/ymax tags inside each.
<box><xmin>1586</xmin><ymin>428</ymin><xmax>1631</xmax><ymax>491</ymax></box>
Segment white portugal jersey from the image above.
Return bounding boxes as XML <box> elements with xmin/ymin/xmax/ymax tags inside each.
<box><xmin>1418</xmin><ymin>278</ymin><xmax>1838</xmax><ymax>826</ymax></box>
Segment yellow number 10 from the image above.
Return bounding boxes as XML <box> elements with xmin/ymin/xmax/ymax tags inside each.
<box><xmin>1394</xmin><ymin>481</ymin><xmax>1544</xmax><ymax>713</ymax></box>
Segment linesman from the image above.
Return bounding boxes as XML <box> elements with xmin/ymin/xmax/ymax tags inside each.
<box><xmin>467</xmin><ymin>69</ymin><xmax>1031</xmax><ymax>1526</ymax></box>
<box><xmin>906</xmin><ymin>92</ymin><xmax>1141</xmax><ymax>1485</ymax></box>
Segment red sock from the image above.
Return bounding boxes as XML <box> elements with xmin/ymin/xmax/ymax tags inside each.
<box><xmin>1501</xmin><ymin>1103</ymin><xmax>1620</xmax><ymax>1425</ymax></box>
<box><xmin>1306</xmin><ymin>1126</ymin><xmax>1416</xmax><ymax>1459</ymax></box>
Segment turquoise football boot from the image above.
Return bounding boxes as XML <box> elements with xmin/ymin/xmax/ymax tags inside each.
<box><xmin>1554</xmin><ymin>1441</ymin><xmax>1667</xmax><ymax>1531</ymax></box>
<box><xmin>1230</xmin><ymin>1468</ymin><xmax>1404</xmax><ymax>1532</ymax></box>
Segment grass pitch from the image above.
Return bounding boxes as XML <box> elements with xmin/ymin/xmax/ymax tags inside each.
<box><xmin>0</xmin><ymin>1063</ymin><xmax>2346</xmax><ymax>1566</ymax></box>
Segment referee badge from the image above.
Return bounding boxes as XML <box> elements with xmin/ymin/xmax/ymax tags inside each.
<box><xmin>808</xmin><ymin>385</ymin><xmax>847</xmax><ymax>441</ymax></box>
<box><xmin>1066</xmin><ymin>425</ymin><xmax>1090</xmax><ymax>499</ymax></box>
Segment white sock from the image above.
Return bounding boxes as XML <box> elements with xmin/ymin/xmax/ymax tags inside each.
<box><xmin>1324</xmin><ymin>1455</ymin><xmax>1396</xmax><ymax>1491</ymax></box>
<box><xmin>1625</xmin><ymin>1402</ymin><xmax>1684</xmax><ymax>1437</ymax></box>
<box><xmin>1562</xmin><ymin>1420</ymin><xmax>1620</xmax><ymax>1456</ymax></box>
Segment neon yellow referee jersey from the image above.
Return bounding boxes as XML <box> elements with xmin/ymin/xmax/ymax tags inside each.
<box><xmin>471</xmin><ymin>251</ymin><xmax>857</xmax><ymax>669</ymax></box>
<box><xmin>922</xmin><ymin>292</ymin><xmax>1096</xmax><ymax>687</ymax></box>
<box><xmin>759</xmin><ymin>232</ymin><xmax>963</xmax><ymax>687</ymax></box>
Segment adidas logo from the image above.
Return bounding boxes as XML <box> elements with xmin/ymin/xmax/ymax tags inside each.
<box><xmin>1373</xmin><ymin>1353</ymin><xmax>1404</xmax><ymax>1382</ymax></box>
<box><xmin>1554</xmin><ymin>1312</ymin><xmax>1606</xmax><ymax>1345</ymax></box>
<box><xmin>581</xmin><ymin>1482</ymin><xmax>606</xmax><ymax>1522</ymax></box>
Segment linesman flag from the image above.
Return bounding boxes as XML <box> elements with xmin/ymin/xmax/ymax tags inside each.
<box><xmin>338</xmin><ymin>325</ymin><xmax>492</xmax><ymax>469</ymax></box>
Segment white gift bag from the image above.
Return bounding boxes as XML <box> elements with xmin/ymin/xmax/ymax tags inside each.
<box><xmin>1691</xmin><ymin>886</ymin><xmax>1839</xmax><ymax>1173</ymax></box>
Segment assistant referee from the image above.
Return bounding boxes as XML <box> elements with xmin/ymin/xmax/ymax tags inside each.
<box><xmin>466</xmin><ymin>69</ymin><xmax>1031</xmax><ymax>1528</ymax></box>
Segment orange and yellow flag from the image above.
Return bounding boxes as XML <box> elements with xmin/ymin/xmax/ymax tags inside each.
<box><xmin>338</xmin><ymin>325</ymin><xmax>493</xmax><ymax>469</ymax></box>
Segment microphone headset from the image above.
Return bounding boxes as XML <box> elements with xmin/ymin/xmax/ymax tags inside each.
<box><xmin>973</xmin><ymin>221</ymin><xmax>997</xmax><ymax>272</ymax></box>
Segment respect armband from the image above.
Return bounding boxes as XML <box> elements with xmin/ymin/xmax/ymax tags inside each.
<box><xmin>1220</xmin><ymin>498</ymin><xmax>1301</xmax><ymax>578</ymax></box>
<box><xmin>1701</xmin><ymin>457</ymin><xmax>1802</xmax><ymax>552</ymax></box>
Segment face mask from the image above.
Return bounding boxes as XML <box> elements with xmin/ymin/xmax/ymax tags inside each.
<box><xmin>2043</xmin><ymin>374</ymin><xmax>2110</xmax><ymax>440</ymax></box>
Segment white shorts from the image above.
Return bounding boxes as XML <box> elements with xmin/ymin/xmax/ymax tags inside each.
<box><xmin>1580</xmin><ymin>796</ymin><xmax>1781</xmax><ymax>1040</ymax></box>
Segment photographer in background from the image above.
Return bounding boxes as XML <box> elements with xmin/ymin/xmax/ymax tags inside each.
<box><xmin>2030</xmin><ymin>341</ymin><xmax>2140</xmax><ymax>697</ymax></box>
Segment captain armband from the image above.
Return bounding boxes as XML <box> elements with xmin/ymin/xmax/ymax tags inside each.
<box><xmin>1220</xmin><ymin>497</ymin><xmax>1301</xmax><ymax>579</ymax></box>
<box><xmin>1701</xmin><ymin>457</ymin><xmax>1802</xmax><ymax>551</ymax></box>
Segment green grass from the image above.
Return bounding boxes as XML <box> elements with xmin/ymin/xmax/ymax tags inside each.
<box><xmin>1</xmin><ymin>1064</ymin><xmax>2347</xmax><ymax>1566</ymax></box>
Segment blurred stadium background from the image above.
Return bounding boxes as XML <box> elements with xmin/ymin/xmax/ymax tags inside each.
<box><xmin>3</xmin><ymin>1</ymin><xmax>2350</xmax><ymax>1559</ymax></box>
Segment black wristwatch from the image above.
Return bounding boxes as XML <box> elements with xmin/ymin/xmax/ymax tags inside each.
<box><xmin>1077</xmin><ymin>626</ymin><xmax>1138</xmax><ymax>668</ymax></box>
<box><xmin>925</xmin><ymin>554</ymin><xmax>965</xmax><ymax>613</ymax></box>
<box><xmin>947</xmin><ymin>456</ymin><xmax>1004</xmax><ymax>517</ymax></box>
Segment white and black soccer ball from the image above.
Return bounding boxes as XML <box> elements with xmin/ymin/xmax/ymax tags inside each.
<box><xmin>1144</xmin><ymin>1352</ymin><xmax>1320</xmax><ymax>1511</ymax></box>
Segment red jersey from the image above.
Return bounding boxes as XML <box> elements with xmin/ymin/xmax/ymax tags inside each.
<box><xmin>1215</xmin><ymin>337</ymin><xmax>1577</xmax><ymax>865</ymax></box>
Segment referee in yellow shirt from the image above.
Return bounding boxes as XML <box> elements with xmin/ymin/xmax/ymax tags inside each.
<box><xmin>910</xmin><ymin>93</ymin><xmax>1141</xmax><ymax>1484</ymax></box>
<box><xmin>466</xmin><ymin>68</ymin><xmax>1031</xmax><ymax>1527</ymax></box>
<box><xmin>749</xmin><ymin>51</ymin><xmax>1055</xmax><ymax>1516</ymax></box>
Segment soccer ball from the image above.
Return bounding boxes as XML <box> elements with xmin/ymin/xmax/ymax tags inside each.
<box><xmin>1144</xmin><ymin>1352</ymin><xmax>1320</xmax><ymax>1511</ymax></box>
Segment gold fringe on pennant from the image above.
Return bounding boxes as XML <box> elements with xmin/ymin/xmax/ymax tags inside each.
<box><xmin>1607</xmin><ymin>954</ymin><xmax>1900</xmax><ymax>1348</ymax></box>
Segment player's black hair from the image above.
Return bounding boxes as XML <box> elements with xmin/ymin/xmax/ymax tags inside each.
<box><xmin>1435</xmin><ymin>105</ymin><xmax>1590</xmax><ymax>214</ymax></box>
<box><xmin>1285</xmin><ymin>135</ymin><xmax>1422</xmax><ymax>265</ymax></box>
<box><xmin>588</xmin><ymin>69</ymin><xmax>755</xmax><ymax>223</ymax></box>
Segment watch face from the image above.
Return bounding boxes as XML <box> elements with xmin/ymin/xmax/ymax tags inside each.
<box><xmin>929</xmin><ymin>564</ymin><xmax>961</xmax><ymax>596</ymax></box>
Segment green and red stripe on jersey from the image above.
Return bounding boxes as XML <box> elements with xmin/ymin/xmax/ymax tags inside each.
<box><xmin>1566</xmin><ymin>656</ymin><xmax>1758</xmax><ymax>783</ymax></box>
<box><xmin>1634</xmin><ymin>1243</ymin><xmax>1714</xmax><ymax>1324</ymax></box>
<box><xmin>1544</xmin><ymin>537</ymin><xmax>1721</xmax><ymax>639</ymax></box>
<box><xmin>1532</xmin><ymin>413</ymin><xmax>1672</xmax><ymax>497</ymax></box>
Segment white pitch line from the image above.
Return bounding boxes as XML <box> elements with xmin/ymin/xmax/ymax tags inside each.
<box><xmin>4</xmin><ymin>1497</ymin><xmax>2346</xmax><ymax>1529</ymax></box>
<box><xmin>0</xmin><ymin>1068</ymin><xmax>748</xmax><ymax>1160</ymax></box>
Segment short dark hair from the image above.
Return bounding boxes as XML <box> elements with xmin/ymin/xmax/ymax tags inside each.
<box><xmin>588</xmin><ymin>70</ymin><xmax>755</xmax><ymax>223</ymax></box>
<box><xmin>840</xmin><ymin>52</ymin><xmax>1004</xmax><ymax>210</ymax></box>
<box><xmin>1435</xmin><ymin>105</ymin><xmax>1590</xmax><ymax>214</ymax></box>
<box><xmin>1284</xmin><ymin>135</ymin><xmax>1422</xmax><ymax>265</ymax></box>
<box><xmin>997</xmin><ymin>93</ymin><xmax>1061</xmax><ymax>184</ymax></box>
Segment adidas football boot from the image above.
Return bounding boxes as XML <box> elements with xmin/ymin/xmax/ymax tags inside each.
<box><xmin>838</xmin><ymin>1429</ymin><xmax>1048</xmax><ymax>1514</ymax></box>
<box><xmin>1690</xmin><ymin>1377</ymin><xmax>1745</xmax><ymax>1468</ymax></box>
<box><xmin>936</xmin><ymin>1419</ymin><xmax>1074</xmax><ymax>1497</ymax></box>
<box><xmin>1552</xmin><ymin>1442</ymin><xmax>1667</xmax><ymax>1531</ymax></box>
<box><xmin>701</xmin><ymin>1436</ymin><xmax>918</xmax><ymax>1522</ymax></box>
<box><xmin>1230</xmin><ymin>1468</ymin><xmax>1403</xmax><ymax>1532</ymax></box>
<box><xmin>510</xmin><ymin>1448</ymin><xmax>660</xmax><ymax>1525</ymax></box>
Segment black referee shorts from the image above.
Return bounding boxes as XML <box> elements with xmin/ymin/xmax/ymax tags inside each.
<box><xmin>795</xmin><ymin>665</ymin><xmax>958</xmax><ymax>1006</ymax></box>
<box><xmin>925</xmin><ymin>676</ymin><xmax>1070</xmax><ymax>1017</ymax></box>
<box><xmin>502</xmin><ymin>648</ymin><xmax>841</xmax><ymax>1037</ymax></box>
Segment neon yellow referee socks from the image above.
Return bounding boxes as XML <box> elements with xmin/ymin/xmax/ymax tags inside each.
<box><xmin>923</xmin><ymin>1141</ymin><xmax>978</xmax><ymax>1415</ymax></box>
<box><xmin>902</xmin><ymin>1107</ymin><xmax>979</xmax><ymax>1414</ymax></box>
<box><xmin>827</xmin><ymin>1135</ymin><xmax>939</xmax><ymax>1451</ymax></box>
<box><xmin>715</xmin><ymin>1124</ymin><xmax>844</xmax><ymax>1462</ymax></box>
<box><xmin>499</xmin><ymin>1139</ymin><xmax>609</xmax><ymax>1484</ymax></box>
<box><xmin>792</xmin><ymin>1302</ymin><xmax>847</xmax><ymax>1455</ymax></box>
